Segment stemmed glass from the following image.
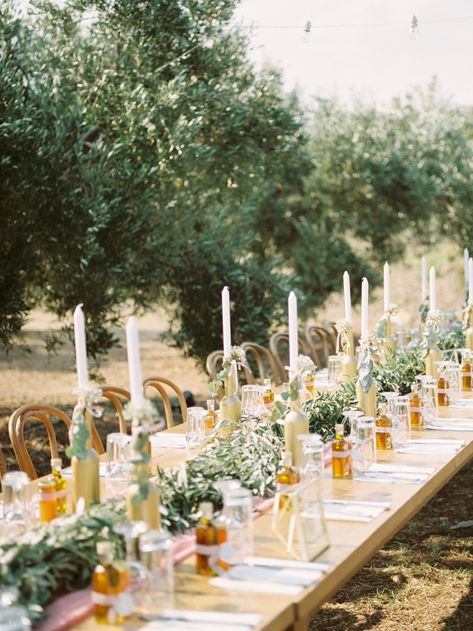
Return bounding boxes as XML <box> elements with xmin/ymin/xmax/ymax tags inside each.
<box><xmin>352</xmin><ymin>417</ymin><xmax>376</xmax><ymax>474</ymax></box>
<box><xmin>392</xmin><ymin>395</ymin><xmax>411</xmax><ymax>447</ymax></box>
<box><xmin>106</xmin><ymin>433</ymin><xmax>132</xmax><ymax>499</ymax></box>
<box><xmin>186</xmin><ymin>407</ymin><xmax>205</xmax><ymax>457</ymax></box>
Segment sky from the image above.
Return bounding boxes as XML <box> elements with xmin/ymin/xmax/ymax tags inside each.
<box><xmin>235</xmin><ymin>0</ymin><xmax>473</xmax><ymax>106</ymax></box>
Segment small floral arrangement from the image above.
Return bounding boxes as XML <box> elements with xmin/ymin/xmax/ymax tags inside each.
<box><xmin>296</xmin><ymin>354</ymin><xmax>315</xmax><ymax>375</ymax></box>
<box><xmin>124</xmin><ymin>398</ymin><xmax>159</xmax><ymax>430</ymax></box>
<box><xmin>66</xmin><ymin>385</ymin><xmax>102</xmax><ymax>460</ymax></box>
<box><xmin>335</xmin><ymin>319</ymin><xmax>351</xmax><ymax>353</ymax></box>
<box><xmin>209</xmin><ymin>345</ymin><xmax>250</xmax><ymax>393</ymax></box>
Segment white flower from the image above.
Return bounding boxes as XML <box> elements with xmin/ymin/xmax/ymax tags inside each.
<box><xmin>229</xmin><ymin>345</ymin><xmax>247</xmax><ymax>365</ymax></box>
<box><xmin>124</xmin><ymin>398</ymin><xmax>158</xmax><ymax>424</ymax></box>
<box><xmin>297</xmin><ymin>354</ymin><xmax>315</xmax><ymax>374</ymax></box>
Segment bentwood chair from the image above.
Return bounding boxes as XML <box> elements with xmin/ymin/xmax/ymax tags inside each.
<box><xmin>241</xmin><ymin>342</ymin><xmax>282</xmax><ymax>386</ymax></box>
<box><xmin>205</xmin><ymin>349</ymin><xmax>256</xmax><ymax>399</ymax></box>
<box><xmin>143</xmin><ymin>376</ymin><xmax>187</xmax><ymax>429</ymax></box>
<box><xmin>0</xmin><ymin>446</ymin><xmax>7</xmax><ymax>481</ymax></box>
<box><xmin>100</xmin><ymin>385</ymin><xmax>131</xmax><ymax>435</ymax></box>
<box><xmin>8</xmin><ymin>404</ymin><xmax>102</xmax><ymax>480</ymax></box>
<box><xmin>305</xmin><ymin>325</ymin><xmax>335</xmax><ymax>369</ymax></box>
<box><xmin>269</xmin><ymin>333</ymin><xmax>311</xmax><ymax>383</ymax></box>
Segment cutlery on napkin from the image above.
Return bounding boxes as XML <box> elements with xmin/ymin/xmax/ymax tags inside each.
<box><xmin>227</xmin><ymin>565</ymin><xmax>322</xmax><ymax>587</ymax></box>
<box><xmin>150</xmin><ymin>433</ymin><xmax>187</xmax><ymax>448</ymax></box>
<box><xmin>209</xmin><ymin>577</ymin><xmax>304</xmax><ymax>595</ymax></box>
<box><xmin>141</xmin><ymin>609</ymin><xmax>261</xmax><ymax>631</ymax></box>
<box><xmin>243</xmin><ymin>556</ymin><xmax>330</xmax><ymax>573</ymax></box>
<box><xmin>426</xmin><ymin>422</ymin><xmax>473</xmax><ymax>432</ymax></box>
<box><xmin>322</xmin><ymin>499</ymin><xmax>390</xmax><ymax>522</ymax></box>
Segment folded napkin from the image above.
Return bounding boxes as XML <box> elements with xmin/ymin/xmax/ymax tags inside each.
<box><xmin>243</xmin><ymin>556</ymin><xmax>330</xmax><ymax>573</ymax></box>
<box><xmin>227</xmin><ymin>564</ymin><xmax>323</xmax><ymax>587</ymax></box>
<box><xmin>370</xmin><ymin>463</ymin><xmax>435</xmax><ymax>474</ymax></box>
<box><xmin>426</xmin><ymin>421</ymin><xmax>473</xmax><ymax>432</ymax></box>
<box><xmin>210</xmin><ymin>577</ymin><xmax>304</xmax><ymax>595</ymax></box>
<box><xmin>323</xmin><ymin>499</ymin><xmax>389</xmax><ymax>522</ymax></box>
<box><xmin>150</xmin><ymin>433</ymin><xmax>187</xmax><ymax>449</ymax></box>
<box><xmin>398</xmin><ymin>443</ymin><xmax>461</xmax><ymax>454</ymax></box>
<box><xmin>355</xmin><ymin>464</ymin><xmax>433</xmax><ymax>484</ymax></box>
<box><xmin>141</xmin><ymin>609</ymin><xmax>261</xmax><ymax>631</ymax></box>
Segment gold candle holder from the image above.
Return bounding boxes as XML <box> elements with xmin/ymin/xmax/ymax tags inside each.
<box><xmin>425</xmin><ymin>345</ymin><xmax>442</xmax><ymax>379</ymax></box>
<box><xmin>219</xmin><ymin>363</ymin><xmax>241</xmax><ymax>426</ymax></box>
<box><xmin>127</xmin><ymin>472</ymin><xmax>161</xmax><ymax>529</ymax></box>
<box><xmin>71</xmin><ymin>451</ymin><xmax>100</xmax><ymax>510</ymax></box>
<box><xmin>356</xmin><ymin>380</ymin><xmax>377</xmax><ymax>417</ymax></box>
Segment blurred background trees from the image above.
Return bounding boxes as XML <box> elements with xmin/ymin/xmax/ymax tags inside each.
<box><xmin>1</xmin><ymin>0</ymin><xmax>473</xmax><ymax>365</ymax></box>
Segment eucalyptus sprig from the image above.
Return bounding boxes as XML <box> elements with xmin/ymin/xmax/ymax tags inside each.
<box><xmin>209</xmin><ymin>346</ymin><xmax>250</xmax><ymax>393</ymax></box>
<box><xmin>303</xmin><ymin>380</ymin><xmax>357</xmax><ymax>441</ymax></box>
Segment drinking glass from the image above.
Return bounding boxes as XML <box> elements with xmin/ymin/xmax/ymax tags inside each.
<box><xmin>240</xmin><ymin>385</ymin><xmax>264</xmax><ymax>416</ymax></box>
<box><xmin>445</xmin><ymin>363</ymin><xmax>461</xmax><ymax>404</ymax></box>
<box><xmin>106</xmin><ymin>433</ymin><xmax>132</xmax><ymax>498</ymax></box>
<box><xmin>138</xmin><ymin>530</ymin><xmax>174</xmax><ymax>614</ymax></box>
<box><xmin>186</xmin><ymin>407</ymin><xmax>205</xmax><ymax>456</ymax></box>
<box><xmin>297</xmin><ymin>433</ymin><xmax>324</xmax><ymax>482</ymax></box>
<box><xmin>380</xmin><ymin>392</ymin><xmax>399</xmax><ymax>419</ymax></box>
<box><xmin>418</xmin><ymin>377</ymin><xmax>438</xmax><ymax>424</ymax></box>
<box><xmin>352</xmin><ymin>417</ymin><xmax>376</xmax><ymax>474</ymax></box>
<box><xmin>1</xmin><ymin>472</ymin><xmax>31</xmax><ymax>536</ymax></box>
<box><xmin>343</xmin><ymin>409</ymin><xmax>364</xmax><ymax>442</ymax></box>
<box><xmin>114</xmin><ymin>521</ymin><xmax>149</xmax><ymax>594</ymax></box>
<box><xmin>0</xmin><ymin>588</ymin><xmax>31</xmax><ymax>630</ymax></box>
<box><xmin>223</xmin><ymin>487</ymin><xmax>253</xmax><ymax>563</ymax></box>
<box><xmin>328</xmin><ymin>355</ymin><xmax>343</xmax><ymax>384</ymax></box>
<box><xmin>392</xmin><ymin>396</ymin><xmax>411</xmax><ymax>447</ymax></box>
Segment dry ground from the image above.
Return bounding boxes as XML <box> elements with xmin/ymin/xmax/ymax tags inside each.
<box><xmin>1</xmin><ymin>240</ymin><xmax>471</xmax><ymax>630</ymax></box>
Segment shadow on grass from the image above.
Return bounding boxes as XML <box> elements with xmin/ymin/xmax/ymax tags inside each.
<box><xmin>309</xmin><ymin>606</ymin><xmax>384</xmax><ymax>630</ymax></box>
<box><xmin>441</xmin><ymin>576</ymin><xmax>473</xmax><ymax>631</ymax></box>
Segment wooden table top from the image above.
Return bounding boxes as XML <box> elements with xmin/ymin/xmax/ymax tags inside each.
<box><xmin>51</xmin><ymin>400</ymin><xmax>473</xmax><ymax>630</ymax></box>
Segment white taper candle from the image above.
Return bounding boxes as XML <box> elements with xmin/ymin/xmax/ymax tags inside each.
<box><xmin>73</xmin><ymin>304</ymin><xmax>89</xmax><ymax>389</ymax></box>
<box><xmin>421</xmin><ymin>256</ymin><xmax>427</xmax><ymax>302</ymax></box>
<box><xmin>383</xmin><ymin>262</ymin><xmax>390</xmax><ymax>313</ymax></box>
<box><xmin>343</xmin><ymin>271</ymin><xmax>352</xmax><ymax>325</ymax></box>
<box><xmin>361</xmin><ymin>277</ymin><xmax>369</xmax><ymax>343</ymax></box>
<box><xmin>288</xmin><ymin>291</ymin><xmax>298</xmax><ymax>374</ymax></box>
<box><xmin>469</xmin><ymin>259</ymin><xmax>473</xmax><ymax>306</ymax></box>
<box><xmin>222</xmin><ymin>286</ymin><xmax>232</xmax><ymax>358</ymax></box>
<box><xmin>464</xmin><ymin>248</ymin><xmax>469</xmax><ymax>287</ymax></box>
<box><xmin>429</xmin><ymin>267</ymin><xmax>437</xmax><ymax>313</ymax></box>
<box><xmin>126</xmin><ymin>316</ymin><xmax>144</xmax><ymax>406</ymax></box>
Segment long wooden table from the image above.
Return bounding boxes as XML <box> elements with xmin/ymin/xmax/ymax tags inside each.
<box><xmin>60</xmin><ymin>404</ymin><xmax>473</xmax><ymax>630</ymax></box>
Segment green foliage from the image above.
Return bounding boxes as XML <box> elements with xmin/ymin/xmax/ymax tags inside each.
<box><xmin>0</xmin><ymin>500</ymin><xmax>126</xmax><ymax>622</ymax></box>
<box><xmin>438</xmin><ymin>323</ymin><xmax>465</xmax><ymax>351</ymax></box>
<box><xmin>303</xmin><ymin>381</ymin><xmax>357</xmax><ymax>441</ymax></box>
<box><xmin>374</xmin><ymin>348</ymin><xmax>425</xmax><ymax>395</ymax></box>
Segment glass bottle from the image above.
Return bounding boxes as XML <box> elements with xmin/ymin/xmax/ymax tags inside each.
<box><xmin>195</xmin><ymin>502</ymin><xmax>221</xmax><ymax>577</ymax></box>
<box><xmin>461</xmin><ymin>352</ymin><xmax>472</xmax><ymax>391</ymax></box>
<box><xmin>276</xmin><ymin>452</ymin><xmax>300</xmax><ymax>509</ymax></box>
<box><xmin>332</xmin><ymin>424</ymin><xmax>352</xmax><ymax>479</ymax></box>
<box><xmin>284</xmin><ymin>398</ymin><xmax>309</xmax><ymax>468</ymax></box>
<box><xmin>38</xmin><ymin>476</ymin><xmax>58</xmax><ymax>523</ymax></box>
<box><xmin>262</xmin><ymin>378</ymin><xmax>275</xmax><ymax>407</ymax></box>
<box><xmin>92</xmin><ymin>542</ymin><xmax>132</xmax><ymax>625</ymax></box>
<box><xmin>375</xmin><ymin>403</ymin><xmax>393</xmax><ymax>451</ymax></box>
<box><xmin>51</xmin><ymin>458</ymin><xmax>68</xmax><ymax>516</ymax></box>
<box><xmin>409</xmin><ymin>384</ymin><xmax>423</xmax><ymax>429</ymax></box>
<box><xmin>203</xmin><ymin>399</ymin><xmax>217</xmax><ymax>433</ymax></box>
<box><xmin>437</xmin><ymin>364</ymin><xmax>449</xmax><ymax>407</ymax></box>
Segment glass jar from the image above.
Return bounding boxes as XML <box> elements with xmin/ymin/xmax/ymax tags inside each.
<box><xmin>38</xmin><ymin>476</ymin><xmax>58</xmax><ymax>523</ymax></box>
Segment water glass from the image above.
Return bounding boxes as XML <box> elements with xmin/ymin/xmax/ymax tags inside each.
<box><xmin>106</xmin><ymin>433</ymin><xmax>132</xmax><ymax>498</ymax></box>
<box><xmin>223</xmin><ymin>487</ymin><xmax>253</xmax><ymax>563</ymax></box>
<box><xmin>0</xmin><ymin>589</ymin><xmax>31</xmax><ymax>630</ymax></box>
<box><xmin>240</xmin><ymin>385</ymin><xmax>264</xmax><ymax>416</ymax></box>
<box><xmin>138</xmin><ymin>530</ymin><xmax>174</xmax><ymax>614</ymax></box>
<box><xmin>1</xmin><ymin>472</ymin><xmax>31</xmax><ymax>536</ymax></box>
<box><xmin>445</xmin><ymin>363</ymin><xmax>461</xmax><ymax>404</ymax></box>
<box><xmin>297</xmin><ymin>433</ymin><xmax>324</xmax><ymax>482</ymax></box>
<box><xmin>328</xmin><ymin>355</ymin><xmax>343</xmax><ymax>384</ymax></box>
<box><xmin>186</xmin><ymin>407</ymin><xmax>205</xmax><ymax>455</ymax></box>
<box><xmin>343</xmin><ymin>409</ymin><xmax>364</xmax><ymax>441</ymax></box>
<box><xmin>352</xmin><ymin>417</ymin><xmax>376</xmax><ymax>473</ymax></box>
<box><xmin>380</xmin><ymin>392</ymin><xmax>399</xmax><ymax>419</ymax></box>
<box><xmin>392</xmin><ymin>396</ymin><xmax>411</xmax><ymax>447</ymax></box>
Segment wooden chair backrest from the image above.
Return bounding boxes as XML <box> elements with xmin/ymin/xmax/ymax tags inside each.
<box><xmin>0</xmin><ymin>446</ymin><xmax>7</xmax><ymax>481</ymax></box>
<box><xmin>241</xmin><ymin>342</ymin><xmax>282</xmax><ymax>386</ymax></box>
<box><xmin>305</xmin><ymin>325</ymin><xmax>334</xmax><ymax>369</ymax></box>
<box><xmin>143</xmin><ymin>376</ymin><xmax>187</xmax><ymax>429</ymax></box>
<box><xmin>8</xmin><ymin>404</ymin><xmax>101</xmax><ymax>480</ymax></box>
<box><xmin>100</xmin><ymin>385</ymin><xmax>131</xmax><ymax>436</ymax></box>
<box><xmin>269</xmin><ymin>332</ymin><xmax>310</xmax><ymax>383</ymax></box>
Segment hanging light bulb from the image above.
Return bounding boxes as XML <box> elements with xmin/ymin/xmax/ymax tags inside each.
<box><xmin>302</xmin><ymin>20</ymin><xmax>311</xmax><ymax>43</ymax></box>
<box><xmin>409</xmin><ymin>14</ymin><xmax>419</xmax><ymax>39</ymax></box>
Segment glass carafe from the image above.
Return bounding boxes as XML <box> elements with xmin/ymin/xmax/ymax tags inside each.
<box><xmin>1</xmin><ymin>472</ymin><xmax>31</xmax><ymax>536</ymax></box>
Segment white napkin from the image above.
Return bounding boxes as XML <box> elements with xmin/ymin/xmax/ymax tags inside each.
<box><xmin>243</xmin><ymin>556</ymin><xmax>330</xmax><ymax>573</ymax></box>
<box><xmin>426</xmin><ymin>422</ymin><xmax>473</xmax><ymax>432</ymax></box>
<box><xmin>141</xmin><ymin>609</ymin><xmax>261</xmax><ymax>631</ymax></box>
<box><xmin>150</xmin><ymin>433</ymin><xmax>187</xmax><ymax>448</ymax></box>
<box><xmin>369</xmin><ymin>463</ymin><xmax>435</xmax><ymax>474</ymax></box>
<box><xmin>210</xmin><ymin>577</ymin><xmax>304</xmax><ymax>595</ymax></box>
<box><xmin>323</xmin><ymin>499</ymin><xmax>389</xmax><ymax>522</ymax></box>
<box><xmin>405</xmin><ymin>438</ymin><xmax>464</xmax><ymax>446</ymax></box>
<box><xmin>398</xmin><ymin>444</ymin><xmax>461</xmax><ymax>454</ymax></box>
<box><xmin>227</xmin><ymin>565</ymin><xmax>322</xmax><ymax>587</ymax></box>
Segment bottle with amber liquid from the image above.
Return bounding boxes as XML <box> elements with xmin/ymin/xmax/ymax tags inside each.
<box><xmin>263</xmin><ymin>378</ymin><xmax>275</xmax><ymax>408</ymax></box>
<box><xmin>409</xmin><ymin>384</ymin><xmax>423</xmax><ymax>429</ymax></box>
<box><xmin>203</xmin><ymin>399</ymin><xmax>217</xmax><ymax>434</ymax></box>
<box><xmin>51</xmin><ymin>458</ymin><xmax>68</xmax><ymax>516</ymax></box>
<box><xmin>195</xmin><ymin>502</ymin><xmax>224</xmax><ymax>576</ymax></box>
<box><xmin>38</xmin><ymin>476</ymin><xmax>58</xmax><ymax>523</ymax></box>
<box><xmin>375</xmin><ymin>403</ymin><xmax>393</xmax><ymax>451</ymax></box>
<box><xmin>461</xmin><ymin>353</ymin><xmax>472</xmax><ymax>391</ymax></box>
<box><xmin>92</xmin><ymin>542</ymin><xmax>132</xmax><ymax>625</ymax></box>
<box><xmin>332</xmin><ymin>424</ymin><xmax>352</xmax><ymax>479</ymax></box>
<box><xmin>276</xmin><ymin>451</ymin><xmax>300</xmax><ymax>508</ymax></box>
<box><xmin>437</xmin><ymin>365</ymin><xmax>449</xmax><ymax>407</ymax></box>
<box><xmin>303</xmin><ymin>371</ymin><xmax>316</xmax><ymax>397</ymax></box>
